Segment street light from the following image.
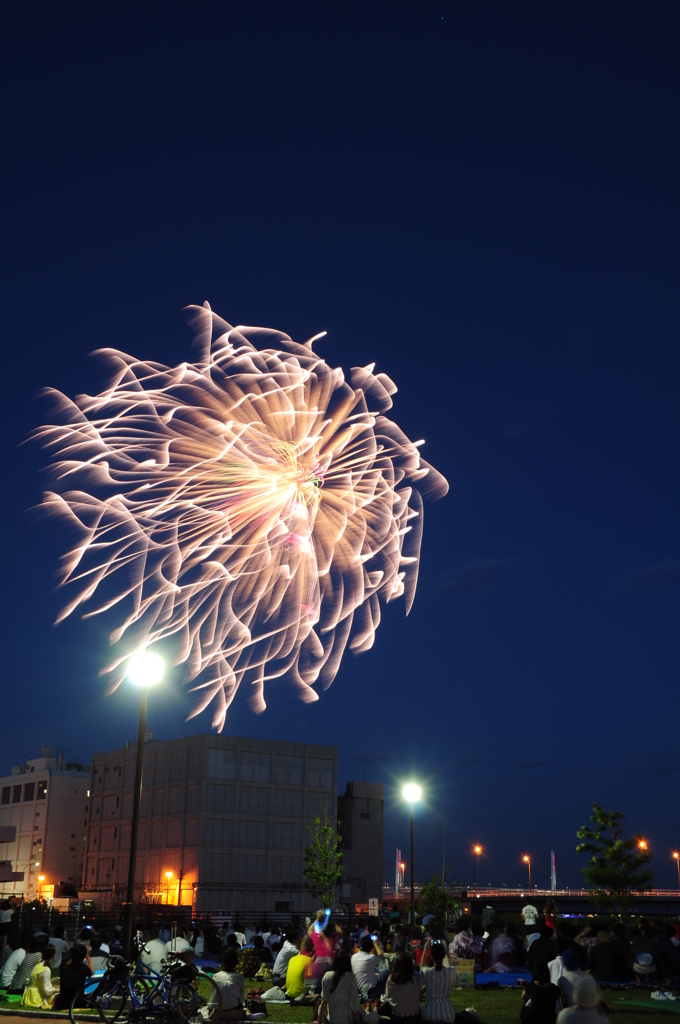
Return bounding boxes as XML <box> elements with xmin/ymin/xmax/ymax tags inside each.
<box><xmin>123</xmin><ymin>649</ymin><xmax>164</xmax><ymax>959</ymax></box>
<box><xmin>673</xmin><ymin>852</ymin><xmax>679</xmax><ymax>889</ymax></box>
<box><xmin>523</xmin><ymin>855</ymin><xmax>531</xmax><ymax>888</ymax></box>
<box><xmin>473</xmin><ymin>846</ymin><xmax>482</xmax><ymax>890</ymax></box>
<box><xmin>165</xmin><ymin>870</ymin><xmax>173</xmax><ymax>905</ymax></box>
<box><xmin>638</xmin><ymin>840</ymin><xmax>648</xmax><ymax>851</ymax></box>
<box><xmin>403</xmin><ymin>784</ymin><xmax>421</xmax><ymax>926</ymax></box>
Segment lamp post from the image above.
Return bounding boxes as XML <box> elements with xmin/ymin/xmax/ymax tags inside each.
<box><xmin>165</xmin><ymin>870</ymin><xmax>173</xmax><ymax>905</ymax></box>
<box><xmin>673</xmin><ymin>852</ymin><xmax>680</xmax><ymax>889</ymax></box>
<box><xmin>473</xmin><ymin>846</ymin><xmax>482</xmax><ymax>891</ymax></box>
<box><xmin>638</xmin><ymin>839</ymin><xmax>648</xmax><ymax>851</ymax></box>
<box><xmin>122</xmin><ymin>649</ymin><xmax>164</xmax><ymax>959</ymax></box>
<box><xmin>523</xmin><ymin>855</ymin><xmax>531</xmax><ymax>889</ymax></box>
<box><xmin>403</xmin><ymin>784</ymin><xmax>421</xmax><ymax>926</ymax></box>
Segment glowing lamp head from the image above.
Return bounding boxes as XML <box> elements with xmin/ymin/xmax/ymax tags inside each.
<box><xmin>127</xmin><ymin>650</ymin><xmax>164</xmax><ymax>687</ymax></box>
<box><xmin>638</xmin><ymin>840</ymin><xmax>647</xmax><ymax>850</ymax></box>
<box><xmin>673</xmin><ymin>852</ymin><xmax>679</xmax><ymax>860</ymax></box>
<box><xmin>165</xmin><ymin>870</ymin><xmax>173</xmax><ymax>879</ymax></box>
<box><xmin>403</xmin><ymin>783</ymin><xmax>421</xmax><ymax>803</ymax></box>
<box><xmin>523</xmin><ymin>855</ymin><xmax>530</xmax><ymax>863</ymax></box>
<box><xmin>474</xmin><ymin>845</ymin><xmax>482</xmax><ymax>855</ymax></box>
<box><xmin>38</xmin><ymin>875</ymin><xmax>45</xmax><ymax>882</ymax></box>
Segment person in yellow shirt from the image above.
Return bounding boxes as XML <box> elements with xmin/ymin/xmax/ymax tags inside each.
<box><xmin>286</xmin><ymin>935</ymin><xmax>315</xmax><ymax>1001</ymax></box>
<box><xmin>21</xmin><ymin>945</ymin><xmax>56</xmax><ymax>1009</ymax></box>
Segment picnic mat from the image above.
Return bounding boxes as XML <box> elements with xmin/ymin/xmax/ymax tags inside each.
<box><xmin>475</xmin><ymin>970</ymin><xmax>531</xmax><ymax>987</ymax></box>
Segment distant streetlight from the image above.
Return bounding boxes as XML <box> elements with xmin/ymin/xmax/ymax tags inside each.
<box><xmin>165</xmin><ymin>870</ymin><xmax>173</xmax><ymax>904</ymax></box>
<box><xmin>638</xmin><ymin>839</ymin><xmax>648</xmax><ymax>851</ymax></box>
<box><xmin>673</xmin><ymin>852</ymin><xmax>680</xmax><ymax>889</ymax></box>
<box><xmin>403</xmin><ymin>784</ymin><xmax>421</xmax><ymax>925</ymax></box>
<box><xmin>523</xmin><ymin>855</ymin><xmax>531</xmax><ymax>888</ymax></box>
<box><xmin>123</xmin><ymin>649</ymin><xmax>164</xmax><ymax>958</ymax></box>
<box><xmin>473</xmin><ymin>845</ymin><xmax>482</xmax><ymax>890</ymax></box>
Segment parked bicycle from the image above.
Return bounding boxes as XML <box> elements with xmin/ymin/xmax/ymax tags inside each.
<box><xmin>69</xmin><ymin>949</ymin><xmax>222</xmax><ymax>1024</ymax></box>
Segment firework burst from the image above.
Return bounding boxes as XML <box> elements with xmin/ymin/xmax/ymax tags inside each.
<box><xmin>33</xmin><ymin>303</ymin><xmax>448</xmax><ymax>728</ymax></box>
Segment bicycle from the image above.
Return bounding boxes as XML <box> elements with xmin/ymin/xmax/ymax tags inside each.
<box><xmin>69</xmin><ymin>953</ymin><xmax>202</xmax><ymax>1024</ymax></box>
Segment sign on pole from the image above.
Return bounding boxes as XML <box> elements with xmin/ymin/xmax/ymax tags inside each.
<box><xmin>368</xmin><ymin>897</ymin><xmax>379</xmax><ymax>916</ymax></box>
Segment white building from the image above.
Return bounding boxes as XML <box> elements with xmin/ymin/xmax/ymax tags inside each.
<box><xmin>81</xmin><ymin>733</ymin><xmax>338</xmax><ymax>916</ymax></box>
<box><xmin>0</xmin><ymin>748</ymin><xmax>90</xmax><ymax>897</ymax></box>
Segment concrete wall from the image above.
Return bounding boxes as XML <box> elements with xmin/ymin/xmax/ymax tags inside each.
<box><xmin>81</xmin><ymin>733</ymin><xmax>338</xmax><ymax>917</ymax></box>
<box><xmin>337</xmin><ymin>781</ymin><xmax>384</xmax><ymax>915</ymax></box>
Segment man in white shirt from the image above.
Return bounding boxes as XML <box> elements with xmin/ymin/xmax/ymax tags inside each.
<box><xmin>1</xmin><ymin>932</ymin><xmax>29</xmax><ymax>989</ymax></box>
<box><xmin>556</xmin><ymin>950</ymin><xmax>590</xmax><ymax>1008</ymax></box>
<box><xmin>49</xmin><ymin>926</ymin><xmax>71</xmax><ymax>970</ymax></box>
<box><xmin>272</xmin><ymin>931</ymin><xmax>301</xmax><ymax>987</ymax></box>
<box><xmin>350</xmin><ymin>934</ymin><xmax>386</xmax><ymax>1000</ymax></box>
<box><xmin>521</xmin><ymin>901</ymin><xmax>539</xmax><ymax>935</ymax></box>
<box><xmin>140</xmin><ymin>931</ymin><xmax>169</xmax><ymax>974</ymax></box>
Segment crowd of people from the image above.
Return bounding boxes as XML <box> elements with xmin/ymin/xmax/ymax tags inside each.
<box><xmin>1</xmin><ymin>897</ymin><xmax>679</xmax><ymax>1022</ymax></box>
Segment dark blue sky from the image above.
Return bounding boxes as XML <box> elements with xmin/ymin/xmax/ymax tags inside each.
<box><xmin>3</xmin><ymin>2</ymin><xmax>679</xmax><ymax>890</ymax></box>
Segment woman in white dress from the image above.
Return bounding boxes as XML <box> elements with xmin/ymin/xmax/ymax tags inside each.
<box><xmin>420</xmin><ymin>940</ymin><xmax>458</xmax><ymax>1023</ymax></box>
<box><xmin>319</xmin><ymin>953</ymin><xmax>362</xmax><ymax>1024</ymax></box>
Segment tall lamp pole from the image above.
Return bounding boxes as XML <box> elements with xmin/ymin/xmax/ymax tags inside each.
<box><xmin>403</xmin><ymin>784</ymin><xmax>421</xmax><ymax>926</ymax></box>
<box><xmin>122</xmin><ymin>650</ymin><xmax>164</xmax><ymax>960</ymax></box>
<box><xmin>473</xmin><ymin>846</ymin><xmax>482</xmax><ymax>890</ymax></box>
<box><xmin>673</xmin><ymin>852</ymin><xmax>680</xmax><ymax>889</ymax></box>
<box><xmin>523</xmin><ymin>855</ymin><xmax>531</xmax><ymax>889</ymax></box>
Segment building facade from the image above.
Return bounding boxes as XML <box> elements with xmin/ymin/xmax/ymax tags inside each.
<box><xmin>0</xmin><ymin>749</ymin><xmax>90</xmax><ymax>897</ymax></box>
<box><xmin>337</xmin><ymin>781</ymin><xmax>384</xmax><ymax>914</ymax></box>
<box><xmin>81</xmin><ymin>733</ymin><xmax>338</xmax><ymax>916</ymax></box>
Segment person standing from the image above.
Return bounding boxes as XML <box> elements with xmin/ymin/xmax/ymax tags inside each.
<box><xmin>522</xmin><ymin>900</ymin><xmax>539</xmax><ymax>935</ymax></box>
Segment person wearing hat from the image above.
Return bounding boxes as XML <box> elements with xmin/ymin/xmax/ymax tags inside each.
<box><xmin>555</xmin><ymin>949</ymin><xmax>589</xmax><ymax>1009</ymax></box>
<box><xmin>556</xmin><ymin>975</ymin><xmax>610</xmax><ymax>1023</ymax></box>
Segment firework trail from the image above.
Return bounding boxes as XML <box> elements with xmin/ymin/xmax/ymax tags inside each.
<box><xmin>33</xmin><ymin>304</ymin><xmax>448</xmax><ymax>728</ymax></box>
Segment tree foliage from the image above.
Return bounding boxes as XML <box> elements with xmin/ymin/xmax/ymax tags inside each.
<box><xmin>576</xmin><ymin>802</ymin><xmax>653</xmax><ymax>911</ymax></box>
<box><xmin>417</xmin><ymin>874</ymin><xmax>462</xmax><ymax>921</ymax></box>
<box><xmin>304</xmin><ymin>811</ymin><xmax>343</xmax><ymax>908</ymax></box>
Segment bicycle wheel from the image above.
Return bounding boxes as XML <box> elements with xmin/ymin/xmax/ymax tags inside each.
<box><xmin>165</xmin><ymin>983</ymin><xmax>198</xmax><ymax>1023</ymax></box>
<box><xmin>188</xmin><ymin>973</ymin><xmax>222</xmax><ymax>1023</ymax></box>
<box><xmin>69</xmin><ymin>981</ymin><xmax>101</xmax><ymax>1024</ymax></box>
<box><xmin>95</xmin><ymin>978</ymin><xmax>129</xmax><ymax>1022</ymax></box>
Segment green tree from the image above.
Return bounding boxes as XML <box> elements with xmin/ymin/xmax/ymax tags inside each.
<box><xmin>576</xmin><ymin>803</ymin><xmax>653</xmax><ymax>912</ymax></box>
<box><xmin>417</xmin><ymin>874</ymin><xmax>462</xmax><ymax>921</ymax></box>
<box><xmin>304</xmin><ymin>811</ymin><xmax>343</xmax><ymax>908</ymax></box>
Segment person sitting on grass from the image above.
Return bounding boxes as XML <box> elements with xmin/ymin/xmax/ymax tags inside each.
<box><xmin>319</xmin><ymin>953</ymin><xmax>362</xmax><ymax>1024</ymax></box>
<box><xmin>555</xmin><ymin>950</ymin><xmax>590</xmax><ymax>1010</ymax></box>
<box><xmin>586</xmin><ymin>931</ymin><xmax>626</xmax><ymax>982</ymax></box>
<box><xmin>520</xmin><ymin>962</ymin><xmax>560</xmax><ymax>1024</ymax></box>
<box><xmin>21</xmin><ymin>944</ymin><xmax>56</xmax><ymax>1009</ymax></box>
<box><xmin>1</xmin><ymin>930</ymin><xmax>30</xmax><ymax>990</ymax></box>
<box><xmin>210</xmin><ymin>948</ymin><xmax>265</xmax><ymax>1020</ymax></box>
<box><xmin>556</xmin><ymin>975</ymin><xmax>609</xmax><ymax>1024</ymax></box>
<box><xmin>420</xmin><ymin>940</ymin><xmax>458</xmax><ymax>1022</ymax></box>
<box><xmin>285</xmin><ymin>935</ymin><xmax>315</xmax><ymax>1002</ymax></box>
<box><xmin>54</xmin><ymin>944</ymin><xmax>93</xmax><ymax>1011</ymax></box>
<box><xmin>7</xmin><ymin>935</ymin><xmax>47</xmax><ymax>994</ymax></box>
<box><xmin>385</xmin><ymin>950</ymin><xmax>421</xmax><ymax>1024</ymax></box>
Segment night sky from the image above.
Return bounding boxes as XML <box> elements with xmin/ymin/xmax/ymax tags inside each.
<box><xmin>3</xmin><ymin>2</ymin><xmax>679</xmax><ymax>892</ymax></box>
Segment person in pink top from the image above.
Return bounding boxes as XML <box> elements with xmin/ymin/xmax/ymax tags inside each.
<box><xmin>309</xmin><ymin>910</ymin><xmax>341</xmax><ymax>983</ymax></box>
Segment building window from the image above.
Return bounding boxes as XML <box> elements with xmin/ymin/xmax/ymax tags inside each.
<box><xmin>275</xmin><ymin>901</ymin><xmax>293</xmax><ymax>913</ymax></box>
<box><xmin>113</xmin><ymin>827</ymin><xmax>117</xmax><ymax>839</ymax></box>
<box><xmin>24</xmin><ymin>782</ymin><xmax>35</xmax><ymax>802</ymax></box>
<box><xmin>12</xmin><ymin>785</ymin><xmax>22</xmax><ymax>804</ymax></box>
<box><xmin>37</xmin><ymin>781</ymin><xmax>47</xmax><ymax>800</ymax></box>
<box><xmin>1</xmin><ymin>787</ymin><xmax>9</xmax><ymax>805</ymax></box>
<box><xmin>240</xmin><ymin>751</ymin><xmax>271</xmax><ymax>783</ymax></box>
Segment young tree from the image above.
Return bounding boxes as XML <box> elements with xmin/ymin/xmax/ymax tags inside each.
<box><xmin>417</xmin><ymin>874</ymin><xmax>462</xmax><ymax>921</ymax></box>
<box><xmin>304</xmin><ymin>811</ymin><xmax>343</xmax><ymax>908</ymax></box>
<box><xmin>576</xmin><ymin>803</ymin><xmax>653</xmax><ymax>912</ymax></box>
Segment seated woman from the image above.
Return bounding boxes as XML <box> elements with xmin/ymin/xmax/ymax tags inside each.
<box><xmin>385</xmin><ymin>952</ymin><xmax>421</xmax><ymax>1024</ymax></box>
<box><xmin>55</xmin><ymin>944</ymin><xmax>94</xmax><ymax>1012</ymax></box>
<box><xmin>21</xmin><ymin>945</ymin><xmax>56</xmax><ymax>1009</ymax></box>
<box><xmin>319</xmin><ymin>953</ymin><xmax>362</xmax><ymax>1024</ymax></box>
<box><xmin>520</xmin><ymin>963</ymin><xmax>560</xmax><ymax>1024</ymax></box>
<box><xmin>309</xmin><ymin>912</ymin><xmax>341</xmax><ymax>986</ymax></box>
<box><xmin>420</xmin><ymin>940</ymin><xmax>458</xmax><ymax>1023</ymax></box>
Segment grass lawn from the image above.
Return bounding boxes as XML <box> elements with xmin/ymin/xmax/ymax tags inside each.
<box><xmin>1</xmin><ymin>981</ymin><xmax>676</xmax><ymax>1024</ymax></box>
